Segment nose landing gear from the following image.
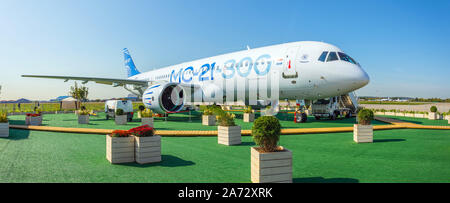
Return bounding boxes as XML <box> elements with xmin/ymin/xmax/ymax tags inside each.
<box><xmin>294</xmin><ymin>110</ymin><xmax>307</xmax><ymax>123</ymax></box>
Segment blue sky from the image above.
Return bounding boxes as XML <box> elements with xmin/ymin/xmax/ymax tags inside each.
<box><xmin>1</xmin><ymin>0</ymin><xmax>449</xmax><ymax>100</ymax></box>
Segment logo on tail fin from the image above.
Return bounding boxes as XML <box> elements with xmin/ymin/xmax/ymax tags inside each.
<box><xmin>123</xmin><ymin>48</ymin><xmax>141</xmax><ymax>77</ymax></box>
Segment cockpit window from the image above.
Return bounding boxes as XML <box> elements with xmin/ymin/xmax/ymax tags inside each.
<box><xmin>318</xmin><ymin>51</ymin><xmax>328</xmax><ymax>62</ymax></box>
<box><xmin>338</xmin><ymin>52</ymin><xmax>357</xmax><ymax>64</ymax></box>
<box><xmin>326</xmin><ymin>52</ymin><xmax>338</xmax><ymax>62</ymax></box>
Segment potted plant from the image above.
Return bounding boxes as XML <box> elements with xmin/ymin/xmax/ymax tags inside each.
<box><xmin>115</xmin><ymin>108</ymin><xmax>127</xmax><ymax>125</ymax></box>
<box><xmin>202</xmin><ymin>107</ymin><xmax>216</xmax><ymax>126</ymax></box>
<box><xmin>129</xmin><ymin>125</ymin><xmax>161</xmax><ymax>164</ymax></box>
<box><xmin>140</xmin><ymin>108</ymin><xmax>154</xmax><ymax>127</ymax></box>
<box><xmin>385</xmin><ymin>109</ymin><xmax>395</xmax><ymax>116</ymax></box>
<box><xmin>251</xmin><ymin>116</ymin><xmax>292</xmax><ymax>183</ymax></box>
<box><xmin>243</xmin><ymin>106</ymin><xmax>255</xmax><ymax>122</ymax></box>
<box><xmin>395</xmin><ymin>110</ymin><xmax>405</xmax><ymax>117</ymax></box>
<box><xmin>77</xmin><ymin>109</ymin><xmax>90</xmax><ymax>124</ymax></box>
<box><xmin>405</xmin><ymin>111</ymin><xmax>415</xmax><ymax>117</ymax></box>
<box><xmin>25</xmin><ymin>113</ymin><xmax>42</xmax><ymax>126</ymax></box>
<box><xmin>137</xmin><ymin>105</ymin><xmax>145</xmax><ymax>118</ymax></box>
<box><xmin>444</xmin><ymin>111</ymin><xmax>450</xmax><ymax>121</ymax></box>
<box><xmin>429</xmin><ymin>106</ymin><xmax>438</xmax><ymax>120</ymax></box>
<box><xmin>304</xmin><ymin>104</ymin><xmax>311</xmax><ymax>116</ymax></box>
<box><xmin>354</xmin><ymin>109</ymin><xmax>374</xmax><ymax>143</ymax></box>
<box><xmin>0</xmin><ymin>112</ymin><xmax>9</xmax><ymax>138</ymax></box>
<box><xmin>106</xmin><ymin>130</ymin><xmax>135</xmax><ymax>164</ymax></box>
<box><xmin>217</xmin><ymin>110</ymin><xmax>241</xmax><ymax>146</ymax></box>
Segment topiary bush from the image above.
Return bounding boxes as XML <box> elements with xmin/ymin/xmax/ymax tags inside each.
<box><xmin>138</xmin><ymin>105</ymin><xmax>145</xmax><ymax>112</ymax></box>
<box><xmin>0</xmin><ymin>112</ymin><xmax>8</xmax><ymax>123</ymax></box>
<box><xmin>115</xmin><ymin>108</ymin><xmax>124</xmax><ymax>116</ymax></box>
<box><xmin>430</xmin><ymin>106</ymin><xmax>437</xmax><ymax>113</ymax></box>
<box><xmin>357</xmin><ymin>109</ymin><xmax>374</xmax><ymax>125</ymax></box>
<box><xmin>243</xmin><ymin>106</ymin><xmax>253</xmax><ymax>114</ymax></box>
<box><xmin>252</xmin><ymin>116</ymin><xmax>281</xmax><ymax>152</ymax></box>
<box><xmin>215</xmin><ymin>107</ymin><xmax>236</xmax><ymax>126</ymax></box>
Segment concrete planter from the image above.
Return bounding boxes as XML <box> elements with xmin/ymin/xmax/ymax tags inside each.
<box><xmin>353</xmin><ymin>124</ymin><xmax>373</xmax><ymax>143</ymax></box>
<box><xmin>115</xmin><ymin>115</ymin><xmax>127</xmax><ymax>125</ymax></box>
<box><xmin>243</xmin><ymin>113</ymin><xmax>255</xmax><ymax>122</ymax></box>
<box><xmin>385</xmin><ymin>112</ymin><xmax>395</xmax><ymax>116</ymax></box>
<box><xmin>445</xmin><ymin>115</ymin><xmax>450</xmax><ymax>121</ymax></box>
<box><xmin>414</xmin><ymin>113</ymin><xmax>425</xmax><ymax>118</ymax></box>
<box><xmin>26</xmin><ymin>116</ymin><xmax>42</xmax><ymax>126</ymax></box>
<box><xmin>78</xmin><ymin>115</ymin><xmax>89</xmax><ymax>124</ymax></box>
<box><xmin>106</xmin><ymin>135</ymin><xmax>134</xmax><ymax>164</ymax></box>
<box><xmin>135</xmin><ymin>135</ymin><xmax>162</xmax><ymax>164</ymax></box>
<box><xmin>251</xmin><ymin>147</ymin><xmax>293</xmax><ymax>183</ymax></box>
<box><xmin>218</xmin><ymin>126</ymin><xmax>241</xmax><ymax>146</ymax></box>
<box><xmin>428</xmin><ymin>112</ymin><xmax>437</xmax><ymax>120</ymax></box>
<box><xmin>375</xmin><ymin>112</ymin><xmax>385</xmax><ymax>116</ymax></box>
<box><xmin>141</xmin><ymin>117</ymin><xmax>154</xmax><ymax>127</ymax></box>
<box><xmin>0</xmin><ymin>122</ymin><xmax>9</xmax><ymax>138</ymax></box>
<box><xmin>202</xmin><ymin>115</ymin><xmax>216</xmax><ymax>126</ymax></box>
<box><xmin>395</xmin><ymin>112</ymin><xmax>405</xmax><ymax>117</ymax></box>
<box><xmin>305</xmin><ymin>109</ymin><xmax>311</xmax><ymax>116</ymax></box>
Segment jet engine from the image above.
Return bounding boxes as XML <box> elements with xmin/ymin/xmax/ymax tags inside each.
<box><xmin>142</xmin><ymin>83</ymin><xmax>185</xmax><ymax>114</ymax></box>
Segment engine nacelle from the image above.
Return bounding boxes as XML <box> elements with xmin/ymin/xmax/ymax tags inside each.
<box><xmin>142</xmin><ymin>83</ymin><xmax>185</xmax><ymax>114</ymax></box>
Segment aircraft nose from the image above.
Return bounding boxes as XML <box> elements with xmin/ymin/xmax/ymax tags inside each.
<box><xmin>352</xmin><ymin>67</ymin><xmax>370</xmax><ymax>88</ymax></box>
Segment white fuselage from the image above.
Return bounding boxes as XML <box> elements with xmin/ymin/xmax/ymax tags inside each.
<box><xmin>129</xmin><ymin>41</ymin><xmax>369</xmax><ymax>105</ymax></box>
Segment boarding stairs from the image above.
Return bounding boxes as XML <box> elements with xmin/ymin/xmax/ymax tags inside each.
<box><xmin>339</xmin><ymin>92</ymin><xmax>359</xmax><ymax>113</ymax></box>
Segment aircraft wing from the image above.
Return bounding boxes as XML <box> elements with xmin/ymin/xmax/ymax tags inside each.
<box><xmin>21</xmin><ymin>75</ymin><xmax>149</xmax><ymax>87</ymax></box>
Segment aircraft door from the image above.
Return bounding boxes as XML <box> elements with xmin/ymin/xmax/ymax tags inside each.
<box><xmin>282</xmin><ymin>46</ymin><xmax>299</xmax><ymax>79</ymax></box>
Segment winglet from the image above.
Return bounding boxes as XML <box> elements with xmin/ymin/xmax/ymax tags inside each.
<box><xmin>123</xmin><ymin>48</ymin><xmax>141</xmax><ymax>77</ymax></box>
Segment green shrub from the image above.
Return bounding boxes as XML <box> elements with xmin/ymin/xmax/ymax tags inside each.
<box><xmin>357</xmin><ymin>109</ymin><xmax>374</xmax><ymax>125</ymax></box>
<box><xmin>138</xmin><ymin>105</ymin><xmax>145</xmax><ymax>112</ymax></box>
<box><xmin>252</xmin><ymin>116</ymin><xmax>281</xmax><ymax>152</ymax></box>
<box><xmin>115</xmin><ymin>108</ymin><xmax>124</xmax><ymax>116</ymax></box>
<box><xmin>78</xmin><ymin>109</ymin><xmax>90</xmax><ymax>115</ymax></box>
<box><xmin>243</xmin><ymin>106</ymin><xmax>253</xmax><ymax>114</ymax></box>
<box><xmin>216</xmin><ymin>107</ymin><xmax>236</xmax><ymax>126</ymax></box>
<box><xmin>141</xmin><ymin>109</ymin><xmax>153</xmax><ymax>118</ymax></box>
<box><xmin>0</xmin><ymin>112</ymin><xmax>8</xmax><ymax>123</ymax></box>
<box><xmin>430</xmin><ymin>106</ymin><xmax>437</xmax><ymax>113</ymax></box>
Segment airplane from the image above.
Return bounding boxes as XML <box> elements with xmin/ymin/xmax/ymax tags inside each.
<box><xmin>22</xmin><ymin>41</ymin><xmax>370</xmax><ymax>121</ymax></box>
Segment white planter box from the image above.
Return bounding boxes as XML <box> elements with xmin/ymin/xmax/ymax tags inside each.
<box><xmin>218</xmin><ymin>126</ymin><xmax>241</xmax><ymax>146</ymax></box>
<box><xmin>202</xmin><ymin>115</ymin><xmax>216</xmax><ymax>126</ymax></box>
<box><xmin>428</xmin><ymin>112</ymin><xmax>437</xmax><ymax>120</ymax></box>
<box><xmin>78</xmin><ymin>115</ymin><xmax>89</xmax><ymax>124</ymax></box>
<box><xmin>305</xmin><ymin>109</ymin><xmax>311</xmax><ymax>116</ymax></box>
<box><xmin>375</xmin><ymin>112</ymin><xmax>385</xmax><ymax>115</ymax></box>
<box><xmin>106</xmin><ymin>135</ymin><xmax>135</xmax><ymax>164</ymax></box>
<box><xmin>395</xmin><ymin>112</ymin><xmax>405</xmax><ymax>117</ymax></box>
<box><xmin>385</xmin><ymin>112</ymin><xmax>395</xmax><ymax>116</ymax></box>
<box><xmin>251</xmin><ymin>147</ymin><xmax>292</xmax><ymax>183</ymax></box>
<box><xmin>115</xmin><ymin>115</ymin><xmax>127</xmax><ymax>125</ymax></box>
<box><xmin>405</xmin><ymin>113</ymin><xmax>415</xmax><ymax>117</ymax></box>
<box><xmin>445</xmin><ymin>115</ymin><xmax>450</xmax><ymax>120</ymax></box>
<box><xmin>26</xmin><ymin>116</ymin><xmax>42</xmax><ymax>126</ymax></box>
<box><xmin>0</xmin><ymin>122</ymin><xmax>9</xmax><ymax>138</ymax></box>
<box><xmin>353</xmin><ymin>124</ymin><xmax>373</xmax><ymax>143</ymax></box>
<box><xmin>135</xmin><ymin>135</ymin><xmax>162</xmax><ymax>164</ymax></box>
<box><xmin>414</xmin><ymin>114</ymin><xmax>425</xmax><ymax>118</ymax></box>
<box><xmin>243</xmin><ymin>113</ymin><xmax>255</xmax><ymax>122</ymax></box>
<box><xmin>137</xmin><ymin>111</ymin><xmax>142</xmax><ymax>118</ymax></box>
<box><xmin>141</xmin><ymin>117</ymin><xmax>154</xmax><ymax>127</ymax></box>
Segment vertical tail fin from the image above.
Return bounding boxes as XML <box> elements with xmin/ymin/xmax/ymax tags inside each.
<box><xmin>123</xmin><ymin>48</ymin><xmax>141</xmax><ymax>77</ymax></box>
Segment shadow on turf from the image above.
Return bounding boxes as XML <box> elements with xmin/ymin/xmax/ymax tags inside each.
<box><xmin>122</xmin><ymin>155</ymin><xmax>195</xmax><ymax>168</ymax></box>
<box><xmin>294</xmin><ymin>177</ymin><xmax>359</xmax><ymax>183</ymax></box>
<box><xmin>1</xmin><ymin>129</ymin><xmax>30</xmax><ymax>140</ymax></box>
<box><xmin>373</xmin><ymin>139</ymin><xmax>406</xmax><ymax>143</ymax></box>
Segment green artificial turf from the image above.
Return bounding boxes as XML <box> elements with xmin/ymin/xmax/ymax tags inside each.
<box><xmin>0</xmin><ymin>128</ymin><xmax>449</xmax><ymax>183</ymax></box>
<box><xmin>380</xmin><ymin>115</ymin><xmax>450</xmax><ymax>126</ymax></box>
<box><xmin>7</xmin><ymin>111</ymin><xmax>387</xmax><ymax>131</ymax></box>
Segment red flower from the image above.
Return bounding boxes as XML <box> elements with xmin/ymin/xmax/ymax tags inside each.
<box><xmin>111</xmin><ymin>130</ymin><xmax>130</xmax><ymax>137</ymax></box>
<box><xmin>128</xmin><ymin>125</ymin><xmax>154</xmax><ymax>137</ymax></box>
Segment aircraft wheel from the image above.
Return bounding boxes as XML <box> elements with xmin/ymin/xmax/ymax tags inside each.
<box><xmin>331</xmin><ymin>113</ymin><xmax>337</xmax><ymax>120</ymax></box>
<box><xmin>345</xmin><ymin>112</ymin><xmax>351</xmax><ymax>118</ymax></box>
<box><xmin>106</xmin><ymin>115</ymin><xmax>109</xmax><ymax>120</ymax></box>
<box><xmin>301</xmin><ymin>113</ymin><xmax>307</xmax><ymax>123</ymax></box>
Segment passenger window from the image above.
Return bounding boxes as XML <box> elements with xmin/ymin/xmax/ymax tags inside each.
<box><xmin>327</xmin><ymin>52</ymin><xmax>338</xmax><ymax>62</ymax></box>
<box><xmin>318</xmin><ymin>51</ymin><xmax>328</xmax><ymax>62</ymax></box>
